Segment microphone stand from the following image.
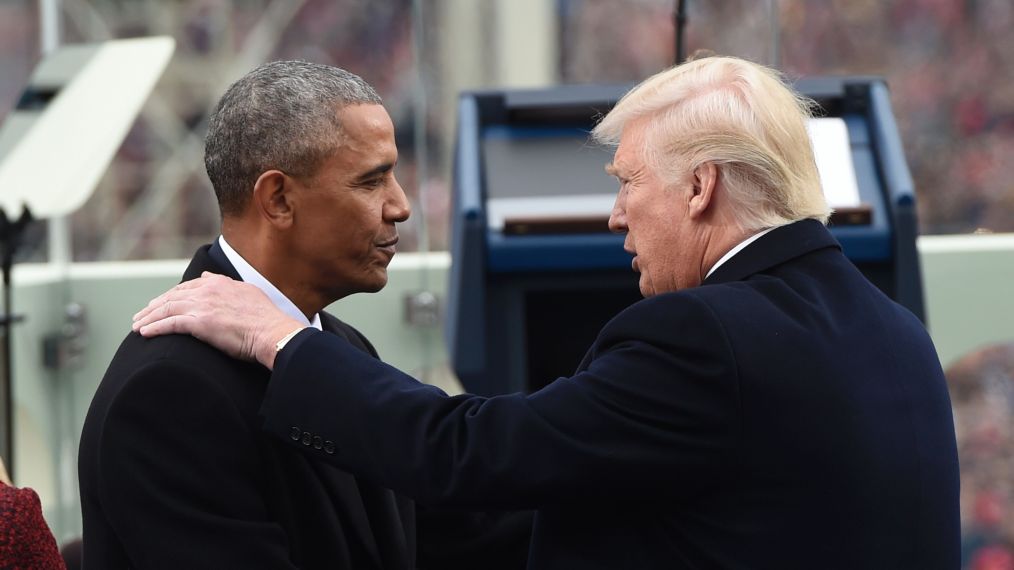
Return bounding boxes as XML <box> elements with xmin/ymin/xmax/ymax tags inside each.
<box><xmin>0</xmin><ymin>206</ymin><xmax>33</xmax><ymax>479</ymax></box>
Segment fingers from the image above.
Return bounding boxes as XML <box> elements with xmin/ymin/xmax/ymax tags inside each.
<box><xmin>132</xmin><ymin>296</ymin><xmax>171</xmax><ymax>330</ymax></box>
<box><xmin>132</xmin><ymin>274</ymin><xmax>224</xmax><ymax>329</ymax></box>
<box><xmin>137</xmin><ymin>314</ymin><xmax>195</xmax><ymax>338</ymax></box>
<box><xmin>133</xmin><ymin>297</ymin><xmax>199</xmax><ymax>332</ymax></box>
<box><xmin>132</xmin><ymin>284</ymin><xmax>205</xmax><ymax>331</ymax></box>
<box><xmin>132</xmin><ymin>292</ymin><xmax>168</xmax><ymax>324</ymax></box>
<box><xmin>130</xmin><ymin>272</ymin><xmax>283</xmax><ymax>360</ymax></box>
<box><xmin>132</xmin><ymin>278</ymin><xmax>199</xmax><ymax>322</ymax></box>
<box><xmin>132</xmin><ymin>296</ymin><xmax>172</xmax><ymax>331</ymax></box>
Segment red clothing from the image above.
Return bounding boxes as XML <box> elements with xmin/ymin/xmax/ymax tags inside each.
<box><xmin>0</xmin><ymin>482</ymin><xmax>66</xmax><ymax>570</ymax></box>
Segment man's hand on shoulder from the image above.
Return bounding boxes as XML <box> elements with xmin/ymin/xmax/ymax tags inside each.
<box><xmin>132</xmin><ymin>272</ymin><xmax>303</xmax><ymax>369</ymax></box>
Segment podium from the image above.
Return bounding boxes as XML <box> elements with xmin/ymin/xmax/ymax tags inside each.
<box><xmin>446</xmin><ymin>78</ymin><xmax>925</xmax><ymax>397</ymax></box>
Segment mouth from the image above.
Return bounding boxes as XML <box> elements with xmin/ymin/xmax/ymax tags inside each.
<box><xmin>376</xmin><ymin>236</ymin><xmax>399</xmax><ymax>256</ymax></box>
<box><xmin>624</xmin><ymin>247</ymin><xmax>639</xmax><ymax>272</ymax></box>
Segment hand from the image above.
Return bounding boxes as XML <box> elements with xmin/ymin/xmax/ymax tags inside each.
<box><xmin>132</xmin><ymin>272</ymin><xmax>304</xmax><ymax>369</ymax></box>
<box><xmin>0</xmin><ymin>456</ymin><xmax>10</xmax><ymax>486</ymax></box>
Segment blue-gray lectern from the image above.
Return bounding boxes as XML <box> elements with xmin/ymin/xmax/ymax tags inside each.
<box><xmin>446</xmin><ymin>78</ymin><xmax>924</xmax><ymax>397</ymax></box>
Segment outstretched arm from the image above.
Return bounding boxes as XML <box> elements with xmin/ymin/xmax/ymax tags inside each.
<box><xmin>261</xmin><ymin>296</ymin><xmax>738</xmax><ymax>509</ymax></box>
<box><xmin>133</xmin><ymin>271</ymin><xmax>739</xmax><ymax>510</ymax></box>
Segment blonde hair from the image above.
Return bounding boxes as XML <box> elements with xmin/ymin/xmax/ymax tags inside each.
<box><xmin>592</xmin><ymin>56</ymin><xmax>830</xmax><ymax>230</ymax></box>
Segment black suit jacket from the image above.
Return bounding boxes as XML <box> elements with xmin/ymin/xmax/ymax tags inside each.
<box><xmin>79</xmin><ymin>243</ymin><xmax>417</xmax><ymax>569</ymax></box>
<box><xmin>259</xmin><ymin>220</ymin><xmax>960</xmax><ymax>569</ymax></box>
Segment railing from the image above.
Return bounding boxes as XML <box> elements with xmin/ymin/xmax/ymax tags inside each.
<box><xmin>4</xmin><ymin>234</ymin><xmax>1014</xmax><ymax>542</ymax></box>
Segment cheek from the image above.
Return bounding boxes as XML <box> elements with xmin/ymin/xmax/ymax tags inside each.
<box><xmin>641</xmin><ymin>227</ymin><xmax>686</xmax><ymax>290</ymax></box>
<box><xmin>636</xmin><ymin>222</ymin><xmax>670</xmax><ymax>257</ymax></box>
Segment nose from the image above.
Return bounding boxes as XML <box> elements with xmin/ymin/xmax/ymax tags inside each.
<box><xmin>607</xmin><ymin>188</ymin><xmax>627</xmax><ymax>234</ymax></box>
<box><xmin>385</xmin><ymin>176</ymin><xmax>411</xmax><ymax>223</ymax></box>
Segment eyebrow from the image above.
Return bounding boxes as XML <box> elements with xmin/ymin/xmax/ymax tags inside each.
<box><xmin>353</xmin><ymin>162</ymin><xmax>395</xmax><ymax>183</ymax></box>
<box><xmin>604</xmin><ymin>162</ymin><xmax>618</xmax><ymax>177</ymax></box>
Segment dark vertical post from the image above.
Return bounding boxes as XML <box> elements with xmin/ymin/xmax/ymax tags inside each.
<box><xmin>0</xmin><ymin>207</ymin><xmax>32</xmax><ymax>479</ymax></box>
<box><xmin>0</xmin><ymin>210</ymin><xmax>13</xmax><ymax>478</ymax></box>
<box><xmin>674</xmin><ymin>0</ymin><xmax>688</xmax><ymax>65</ymax></box>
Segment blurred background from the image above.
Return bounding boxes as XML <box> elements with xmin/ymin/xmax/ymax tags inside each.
<box><xmin>3</xmin><ymin>0</ymin><xmax>1014</xmax><ymax>263</ymax></box>
<box><xmin>1</xmin><ymin>1</ymin><xmax>1012</xmax><ymax>568</ymax></box>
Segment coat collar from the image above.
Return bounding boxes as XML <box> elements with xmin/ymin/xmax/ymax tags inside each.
<box><xmin>182</xmin><ymin>242</ymin><xmax>241</xmax><ymax>282</ymax></box>
<box><xmin>702</xmin><ymin>219</ymin><xmax>841</xmax><ymax>286</ymax></box>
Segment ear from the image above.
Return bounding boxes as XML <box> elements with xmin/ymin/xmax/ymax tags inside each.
<box><xmin>252</xmin><ymin>170</ymin><xmax>294</xmax><ymax>229</ymax></box>
<box><xmin>687</xmin><ymin>162</ymin><xmax>718</xmax><ymax>219</ymax></box>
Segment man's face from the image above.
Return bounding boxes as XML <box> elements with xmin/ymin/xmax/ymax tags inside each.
<box><xmin>289</xmin><ymin>103</ymin><xmax>410</xmax><ymax>300</ymax></box>
<box><xmin>607</xmin><ymin>116</ymin><xmax>701</xmax><ymax>296</ymax></box>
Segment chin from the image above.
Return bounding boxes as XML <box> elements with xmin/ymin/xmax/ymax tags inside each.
<box><xmin>362</xmin><ymin>272</ymin><xmax>389</xmax><ymax>293</ymax></box>
<box><xmin>638</xmin><ymin>276</ymin><xmax>653</xmax><ymax>298</ymax></box>
<box><xmin>326</xmin><ymin>273</ymin><xmax>388</xmax><ymax>299</ymax></box>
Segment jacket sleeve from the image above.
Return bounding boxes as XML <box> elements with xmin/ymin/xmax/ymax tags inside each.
<box><xmin>261</xmin><ymin>294</ymin><xmax>741</xmax><ymax>509</ymax></box>
<box><xmin>95</xmin><ymin>359</ymin><xmax>300</xmax><ymax>569</ymax></box>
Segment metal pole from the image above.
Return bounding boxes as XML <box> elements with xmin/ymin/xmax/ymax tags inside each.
<box><xmin>411</xmin><ymin>0</ymin><xmax>430</xmax><ymax>258</ymax></box>
<box><xmin>40</xmin><ymin>0</ymin><xmax>80</xmax><ymax>539</ymax></box>
<box><xmin>0</xmin><ymin>209</ymin><xmax>32</xmax><ymax>481</ymax></box>
<box><xmin>768</xmin><ymin>0</ymin><xmax>781</xmax><ymax>69</ymax></box>
<box><xmin>0</xmin><ymin>0</ymin><xmax>58</xmax><ymax>483</ymax></box>
<box><xmin>674</xmin><ymin>0</ymin><xmax>688</xmax><ymax>65</ymax></box>
<box><xmin>41</xmin><ymin>0</ymin><xmax>61</xmax><ymax>54</ymax></box>
<box><xmin>0</xmin><ymin>212</ymin><xmax>12</xmax><ymax>478</ymax></box>
<box><xmin>409</xmin><ymin>0</ymin><xmax>435</xmax><ymax>382</ymax></box>
<box><xmin>41</xmin><ymin>0</ymin><xmax>72</xmax><ymax>272</ymax></box>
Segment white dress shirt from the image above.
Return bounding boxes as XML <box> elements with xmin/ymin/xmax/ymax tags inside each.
<box><xmin>217</xmin><ymin>235</ymin><xmax>322</xmax><ymax>331</ymax></box>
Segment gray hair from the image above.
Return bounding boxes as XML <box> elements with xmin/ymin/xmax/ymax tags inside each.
<box><xmin>204</xmin><ymin>60</ymin><xmax>382</xmax><ymax>216</ymax></box>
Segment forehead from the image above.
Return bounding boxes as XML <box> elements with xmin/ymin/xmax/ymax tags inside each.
<box><xmin>324</xmin><ymin>103</ymin><xmax>397</xmax><ymax>169</ymax></box>
<box><xmin>612</xmin><ymin>116</ymin><xmax>651</xmax><ymax>173</ymax></box>
<box><xmin>336</xmin><ymin>103</ymin><xmax>395</xmax><ymax>141</ymax></box>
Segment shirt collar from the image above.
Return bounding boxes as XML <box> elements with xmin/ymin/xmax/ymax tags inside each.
<box><xmin>705</xmin><ymin>226</ymin><xmax>779</xmax><ymax>280</ymax></box>
<box><xmin>217</xmin><ymin>236</ymin><xmax>322</xmax><ymax>331</ymax></box>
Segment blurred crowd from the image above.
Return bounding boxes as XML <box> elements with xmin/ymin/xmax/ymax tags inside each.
<box><xmin>947</xmin><ymin>344</ymin><xmax>1014</xmax><ymax>570</ymax></box>
<box><xmin>2</xmin><ymin>0</ymin><xmax>1013</xmax><ymax>261</ymax></box>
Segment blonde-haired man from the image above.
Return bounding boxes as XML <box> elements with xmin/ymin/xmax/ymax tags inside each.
<box><xmin>135</xmin><ymin>56</ymin><xmax>959</xmax><ymax>569</ymax></box>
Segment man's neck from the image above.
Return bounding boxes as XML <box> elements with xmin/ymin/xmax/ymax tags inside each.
<box><xmin>217</xmin><ymin>233</ymin><xmax>322</xmax><ymax>328</ymax></box>
<box><xmin>704</xmin><ymin>226</ymin><xmax>777</xmax><ymax>280</ymax></box>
